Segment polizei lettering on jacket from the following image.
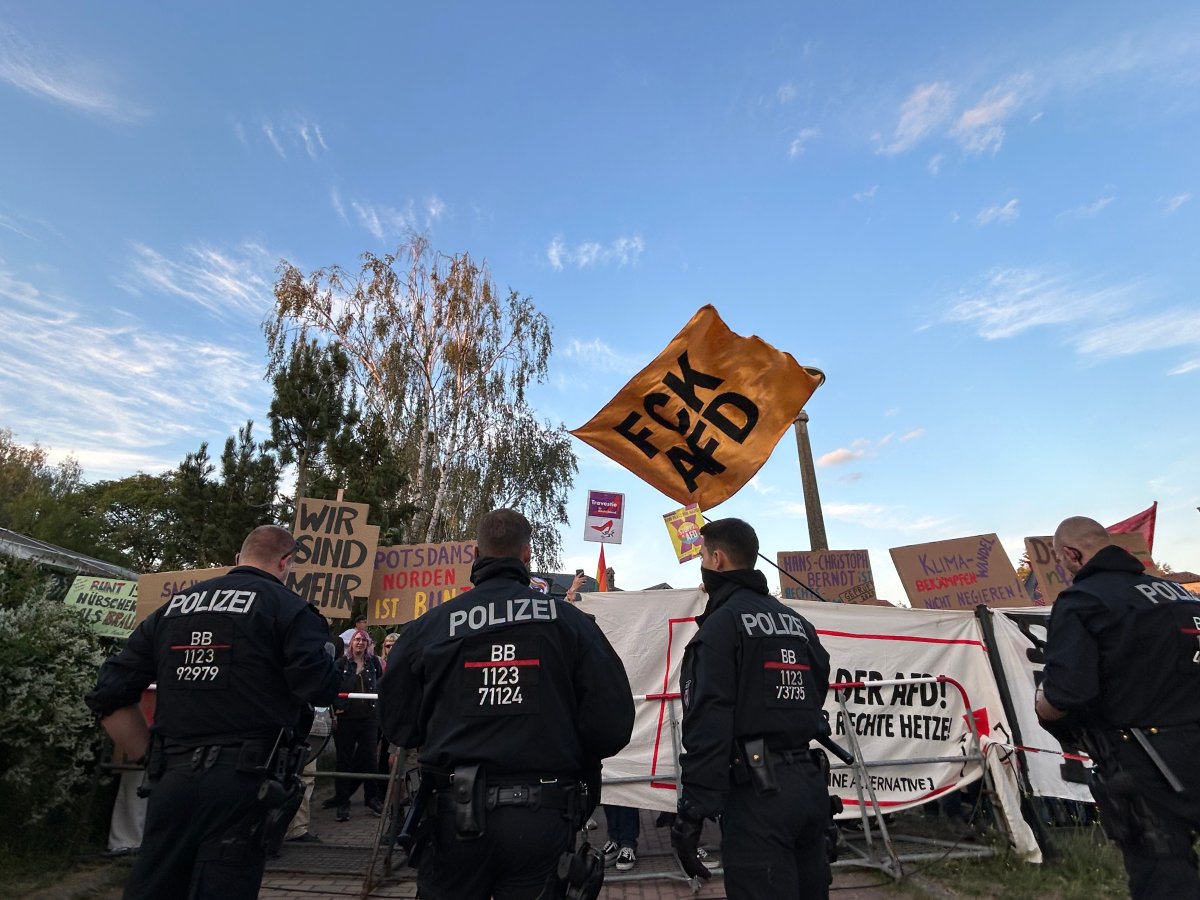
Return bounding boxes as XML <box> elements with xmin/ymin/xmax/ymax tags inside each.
<box><xmin>449</xmin><ymin>596</ymin><xmax>558</xmax><ymax>636</ymax></box>
<box><xmin>741</xmin><ymin>611</ymin><xmax>808</xmax><ymax>638</ymax></box>
<box><xmin>164</xmin><ymin>589</ymin><xmax>257</xmax><ymax>616</ymax></box>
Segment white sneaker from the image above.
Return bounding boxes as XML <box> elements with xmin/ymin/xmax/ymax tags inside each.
<box><xmin>602</xmin><ymin>840</ymin><xmax>619</xmax><ymax>866</ymax></box>
<box><xmin>615</xmin><ymin>846</ymin><xmax>636</xmax><ymax>871</ymax></box>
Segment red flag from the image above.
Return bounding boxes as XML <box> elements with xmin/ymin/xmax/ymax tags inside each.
<box><xmin>1108</xmin><ymin>502</ymin><xmax>1157</xmax><ymax>555</ymax></box>
<box><xmin>596</xmin><ymin>545</ymin><xmax>608</xmax><ymax>592</ymax></box>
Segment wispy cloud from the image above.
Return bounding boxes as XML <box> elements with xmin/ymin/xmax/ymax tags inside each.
<box><xmin>1059</xmin><ymin>192</ymin><xmax>1115</xmax><ymax>220</ymax></box>
<box><xmin>1162</xmin><ymin>192</ymin><xmax>1192</xmax><ymax>214</ymax></box>
<box><xmin>0</xmin><ymin>266</ymin><xmax>268</xmax><ymax>481</ymax></box>
<box><xmin>788</xmin><ymin>127</ymin><xmax>821</xmax><ymax>159</ymax></box>
<box><xmin>950</xmin><ymin>77</ymin><xmax>1030</xmax><ymax>155</ymax></box>
<box><xmin>339</xmin><ymin>193</ymin><xmax>446</xmax><ymax>242</ymax></box>
<box><xmin>0</xmin><ymin>25</ymin><xmax>147</xmax><ymax>121</ymax></box>
<box><xmin>747</xmin><ymin>475</ymin><xmax>777</xmax><ymax>496</ymax></box>
<box><xmin>899</xmin><ymin>428</ymin><xmax>925</xmax><ymax>442</ymax></box>
<box><xmin>248</xmin><ymin>115</ymin><xmax>329</xmax><ymax>159</ymax></box>
<box><xmin>877</xmin><ymin>19</ymin><xmax>1200</xmax><ymax>159</ymax></box>
<box><xmin>945</xmin><ymin>265</ymin><xmax>1200</xmax><ymax>374</ymax></box>
<box><xmin>122</xmin><ymin>241</ymin><xmax>275</xmax><ymax>322</ymax></box>
<box><xmin>852</xmin><ymin>185</ymin><xmax>878</xmax><ymax>202</ymax></box>
<box><xmin>559</xmin><ymin>337</ymin><xmax>642</xmax><ymax>375</ymax></box>
<box><xmin>945</xmin><ymin>266</ymin><xmax>1137</xmax><ymax>339</ymax></box>
<box><xmin>816</xmin><ymin>448</ymin><xmax>865</xmax><ymax>467</ymax></box>
<box><xmin>777</xmin><ymin>82</ymin><xmax>798</xmax><ymax>104</ymax></box>
<box><xmin>975</xmin><ymin>198</ymin><xmax>1020</xmax><ymax>226</ymax></box>
<box><xmin>927</xmin><ymin>154</ymin><xmax>945</xmax><ymax>175</ymax></box>
<box><xmin>823</xmin><ymin>502</ymin><xmax>956</xmax><ymax>534</ymax></box>
<box><xmin>546</xmin><ymin>234</ymin><xmax>644</xmax><ymax>271</ymax></box>
<box><xmin>878</xmin><ymin>82</ymin><xmax>955</xmax><ymax>155</ymax></box>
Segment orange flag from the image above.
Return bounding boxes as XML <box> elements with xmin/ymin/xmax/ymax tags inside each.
<box><xmin>570</xmin><ymin>305</ymin><xmax>824</xmax><ymax>510</ymax></box>
<box><xmin>596</xmin><ymin>545</ymin><xmax>608</xmax><ymax>592</ymax></box>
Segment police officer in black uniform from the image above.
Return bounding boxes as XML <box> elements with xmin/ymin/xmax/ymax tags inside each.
<box><xmin>379</xmin><ymin>508</ymin><xmax>635</xmax><ymax>900</ymax></box>
<box><xmin>86</xmin><ymin>525</ymin><xmax>339</xmax><ymax>900</ymax></box>
<box><xmin>1037</xmin><ymin>516</ymin><xmax>1200</xmax><ymax>899</ymax></box>
<box><xmin>670</xmin><ymin>518</ymin><xmax>832</xmax><ymax>900</ymax></box>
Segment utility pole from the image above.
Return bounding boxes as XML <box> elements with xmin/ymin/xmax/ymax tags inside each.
<box><xmin>793</xmin><ymin>411</ymin><xmax>828</xmax><ymax>551</ymax></box>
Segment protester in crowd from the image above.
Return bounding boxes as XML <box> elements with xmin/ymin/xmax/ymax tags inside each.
<box><xmin>601</xmin><ymin>804</ymin><xmax>640</xmax><ymax>871</ymax></box>
<box><xmin>339</xmin><ymin>614</ymin><xmax>369</xmax><ymax>647</ymax></box>
<box><xmin>670</xmin><ymin>518</ymin><xmax>832</xmax><ymax>899</ymax></box>
<box><xmin>380</xmin><ymin>508</ymin><xmax>635</xmax><ymax>900</ymax></box>
<box><xmin>564</xmin><ymin>570</ymin><xmax>587</xmax><ymax>602</ymax></box>
<box><xmin>1037</xmin><ymin>515</ymin><xmax>1200</xmax><ymax>899</ymax></box>
<box><xmin>85</xmin><ymin>525</ymin><xmax>338</xmax><ymax>900</ymax></box>
<box><xmin>327</xmin><ymin>628</ymin><xmax>384</xmax><ymax>821</ymax></box>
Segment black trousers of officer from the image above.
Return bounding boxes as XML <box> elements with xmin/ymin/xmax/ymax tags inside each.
<box><xmin>1103</xmin><ymin>726</ymin><xmax>1200</xmax><ymax>900</ymax></box>
<box><xmin>721</xmin><ymin>757</ymin><xmax>830</xmax><ymax>900</ymax></box>
<box><xmin>124</xmin><ymin>753</ymin><xmax>268</xmax><ymax>900</ymax></box>
<box><xmin>417</xmin><ymin>800</ymin><xmax>574</xmax><ymax>900</ymax></box>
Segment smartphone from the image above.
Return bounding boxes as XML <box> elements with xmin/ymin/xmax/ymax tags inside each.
<box><xmin>575</xmin><ymin>569</ymin><xmax>585</xmax><ymax>577</ymax></box>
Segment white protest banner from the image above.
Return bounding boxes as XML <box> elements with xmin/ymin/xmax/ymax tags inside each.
<box><xmin>64</xmin><ymin>576</ymin><xmax>139</xmax><ymax>638</ymax></box>
<box><xmin>369</xmin><ymin>541</ymin><xmax>476</xmax><ymax>626</ymax></box>
<box><xmin>777</xmin><ymin>549</ymin><xmax>881</xmax><ymax>605</ymax></box>
<box><xmin>987</xmin><ymin>608</ymin><xmax>1092</xmax><ymax>802</ymax></box>
<box><xmin>583</xmin><ymin>490</ymin><xmax>625</xmax><ymax>544</ymax></box>
<box><xmin>577</xmin><ymin>589</ymin><xmax>1037</xmax><ymax>860</ymax></box>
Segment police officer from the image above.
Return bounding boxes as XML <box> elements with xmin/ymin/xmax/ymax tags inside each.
<box><xmin>670</xmin><ymin>518</ymin><xmax>832</xmax><ymax>900</ymax></box>
<box><xmin>379</xmin><ymin>508</ymin><xmax>635</xmax><ymax>900</ymax></box>
<box><xmin>1037</xmin><ymin>516</ymin><xmax>1200</xmax><ymax>899</ymax></box>
<box><xmin>85</xmin><ymin>525</ymin><xmax>339</xmax><ymax>900</ymax></box>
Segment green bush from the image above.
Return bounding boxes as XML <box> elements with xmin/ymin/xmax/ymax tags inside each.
<box><xmin>0</xmin><ymin>559</ymin><xmax>108</xmax><ymax>839</ymax></box>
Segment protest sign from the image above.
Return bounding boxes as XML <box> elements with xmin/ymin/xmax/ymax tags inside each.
<box><xmin>64</xmin><ymin>576</ymin><xmax>139</xmax><ymax>638</ymax></box>
<box><xmin>891</xmin><ymin>534</ymin><xmax>1029</xmax><ymax>610</ymax></box>
<box><xmin>1025</xmin><ymin>531</ymin><xmax>1158</xmax><ymax>604</ymax></box>
<box><xmin>369</xmin><ymin>541</ymin><xmax>476</xmax><ymax>626</ymax></box>
<box><xmin>136</xmin><ymin>567</ymin><xmax>232</xmax><ymax>623</ymax></box>
<box><xmin>570</xmin><ymin>305</ymin><xmax>824</xmax><ymax>509</ymax></box>
<box><xmin>777</xmin><ymin>549</ymin><xmax>882</xmax><ymax>605</ymax></box>
<box><xmin>662</xmin><ymin>503</ymin><xmax>704</xmax><ymax>563</ymax></box>
<box><xmin>583</xmin><ymin>490</ymin><xmax>625</xmax><ymax>544</ymax></box>
<box><xmin>288</xmin><ymin>496</ymin><xmax>379</xmax><ymax>614</ymax></box>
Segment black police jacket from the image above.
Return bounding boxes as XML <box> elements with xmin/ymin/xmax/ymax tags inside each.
<box><xmin>1043</xmin><ymin>545</ymin><xmax>1200</xmax><ymax>730</ymax></box>
<box><xmin>379</xmin><ymin>556</ymin><xmax>635</xmax><ymax>778</ymax></box>
<box><xmin>679</xmin><ymin>569</ymin><xmax>831</xmax><ymax>817</ymax></box>
<box><xmin>86</xmin><ymin>565</ymin><xmax>340</xmax><ymax>745</ymax></box>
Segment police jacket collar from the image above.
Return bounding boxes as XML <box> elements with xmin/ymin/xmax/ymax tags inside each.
<box><xmin>698</xmin><ymin>568</ymin><xmax>770</xmax><ymax>624</ymax></box>
<box><xmin>1075</xmin><ymin>545</ymin><xmax>1145</xmax><ymax>582</ymax></box>
<box><xmin>469</xmin><ymin>555</ymin><xmax>532</xmax><ymax>588</ymax></box>
<box><xmin>229</xmin><ymin>564</ymin><xmax>285</xmax><ymax>585</ymax></box>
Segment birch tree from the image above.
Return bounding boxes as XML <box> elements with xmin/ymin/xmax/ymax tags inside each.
<box><xmin>264</xmin><ymin>236</ymin><xmax>576</xmax><ymax>567</ymax></box>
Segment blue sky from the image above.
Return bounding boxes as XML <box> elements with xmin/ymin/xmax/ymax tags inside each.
<box><xmin>1</xmin><ymin>2</ymin><xmax>1197</xmax><ymax>601</ymax></box>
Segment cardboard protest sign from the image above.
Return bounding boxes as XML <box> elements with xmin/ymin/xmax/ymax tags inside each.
<box><xmin>583</xmin><ymin>490</ymin><xmax>625</xmax><ymax>544</ymax></box>
<box><xmin>369</xmin><ymin>541</ymin><xmax>476</xmax><ymax>626</ymax></box>
<box><xmin>890</xmin><ymin>534</ymin><xmax>1029</xmax><ymax>610</ymax></box>
<box><xmin>136</xmin><ymin>568</ymin><xmax>232</xmax><ymax>623</ymax></box>
<box><xmin>777</xmin><ymin>549</ymin><xmax>882</xmax><ymax>605</ymax></box>
<box><xmin>288</xmin><ymin>496</ymin><xmax>379</xmax><ymax>615</ymax></box>
<box><xmin>1025</xmin><ymin>531</ymin><xmax>1158</xmax><ymax>605</ymax></box>
<box><xmin>64</xmin><ymin>576</ymin><xmax>139</xmax><ymax>638</ymax></box>
<box><xmin>662</xmin><ymin>503</ymin><xmax>705</xmax><ymax>563</ymax></box>
<box><xmin>570</xmin><ymin>305</ymin><xmax>824</xmax><ymax>509</ymax></box>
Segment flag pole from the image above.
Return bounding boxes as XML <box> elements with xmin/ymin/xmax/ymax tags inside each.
<box><xmin>792</xmin><ymin>410</ymin><xmax>828</xmax><ymax>551</ymax></box>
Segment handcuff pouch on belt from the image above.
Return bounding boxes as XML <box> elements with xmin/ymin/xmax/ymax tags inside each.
<box><xmin>732</xmin><ymin>737</ymin><xmax>779</xmax><ymax>796</ymax></box>
<box><xmin>453</xmin><ymin>763</ymin><xmax>487</xmax><ymax>839</ymax></box>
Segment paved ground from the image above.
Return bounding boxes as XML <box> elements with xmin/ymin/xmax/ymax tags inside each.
<box><xmin>258</xmin><ymin>780</ymin><xmax>913</xmax><ymax>899</ymax></box>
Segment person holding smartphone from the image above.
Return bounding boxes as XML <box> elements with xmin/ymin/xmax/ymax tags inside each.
<box><xmin>566</xmin><ymin>569</ymin><xmax>587</xmax><ymax>602</ymax></box>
